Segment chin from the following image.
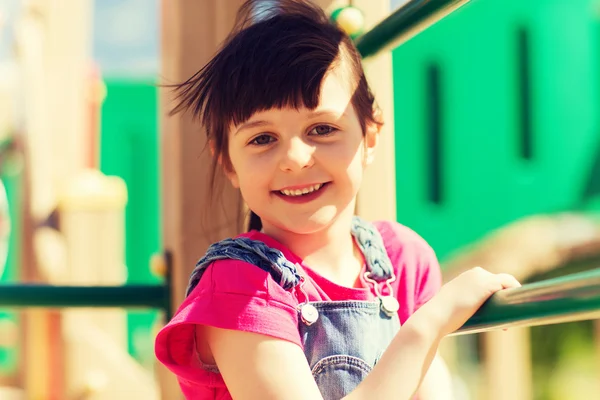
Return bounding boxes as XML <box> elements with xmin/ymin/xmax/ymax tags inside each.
<box><xmin>276</xmin><ymin>207</ymin><xmax>341</xmax><ymax>235</ymax></box>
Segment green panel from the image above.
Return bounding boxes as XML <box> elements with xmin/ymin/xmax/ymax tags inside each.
<box><xmin>0</xmin><ymin>172</ymin><xmax>23</xmax><ymax>375</ymax></box>
<box><xmin>99</xmin><ymin>79</ymin><xmax>161</xmax><ymax>364</ymax></box>
<box><xmin>392</xmin><ymin>0</ymin><xmax>600</xmax><ymax>262</ymax></box>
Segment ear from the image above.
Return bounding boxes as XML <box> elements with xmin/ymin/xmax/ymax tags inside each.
<box><xmin>225</xmin><ymin>168</ymin><xmax>240</xmax><ymax>188</ymax></box>
<box><xmin>364</xmin><ymin>108</ymin><xmax>383</xmax><ymax>165</ymax></box>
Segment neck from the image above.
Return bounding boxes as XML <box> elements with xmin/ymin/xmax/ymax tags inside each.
<box><xmin>262</xmin><ymin>207</ymin><xmax>364</xmax><ymax>285</ymax></box>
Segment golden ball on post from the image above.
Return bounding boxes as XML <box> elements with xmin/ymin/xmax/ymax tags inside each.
<box><xmin>330</xmin><ymin>6</ymin><xmax>365</xmax><ymax>39</ymax></box>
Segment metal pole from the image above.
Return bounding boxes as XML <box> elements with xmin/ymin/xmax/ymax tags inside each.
<box><xmin>355</xmin><ymin>0</ymin><xmax>470</xmax><ymax>59</ymax></box>
<box><xmin>2</xmin><ymin>268</ymin><xmax>600</xmax><ymax>335</ymax></box>
<box><xmin>0</xmin><ymin>284</ymin><xmax>170</xmax><ymax>310</ymax></box>
<box><xmin>455</xmin><ymin>268</ymin><xmax>600</xmax><ymax>335</ymax></box>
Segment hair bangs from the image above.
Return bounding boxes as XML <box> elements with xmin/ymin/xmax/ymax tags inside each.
<box><xmin>199</xmin><ymin>16</ymin><xmax>343</xmax><ymax>135</ymax></box>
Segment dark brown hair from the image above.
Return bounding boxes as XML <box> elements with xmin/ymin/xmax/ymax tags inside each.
<box><xmin>169</xmin><ymin>0</ymin><xmax>380</xmax><ymax>232</ymax></box>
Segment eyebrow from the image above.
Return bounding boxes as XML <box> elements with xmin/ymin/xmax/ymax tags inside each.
<box><xmin>234</xmin><ymin>109</ymin><xmax>348</xmax><ymax>135</ymax></box>
<box><xmin>307</xmin><ymin>109</ymin><xmax>347</xmax><ymax>119</ymax></box>
<box><xmin>234</xmin><ymin>120</ymin><xmax>271</xmax><ymax>135</ymax></box>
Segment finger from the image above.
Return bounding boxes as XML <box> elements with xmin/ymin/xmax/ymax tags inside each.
<box><xmin>495</xmin><ymin>273</ymin><xmax>521</xmax><ymax>289</ymax></box>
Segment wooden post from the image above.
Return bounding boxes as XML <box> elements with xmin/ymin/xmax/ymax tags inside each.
<box><xmin>160</xmin><ymin>0</ymin><xmax>249</xmax><ymax>318</ymax></box>
<box><xmin>17</xmin><ymin>0</ymin><xmax>93</xmax><ymax>398</ymax></box>
<box><xmin>595</xmin><ymin>320</ymin><xmax>600</xmax><ymax>384</ymax></box>
<box><xmin>484</xmin><ymin>329</ymin><xmax>532</xmax><ymax>400</ymax></box>
<box><xmin>351</xmin><ymin>0</ymin><xmax>397</xmax><ymax>222</ymax></box>
<box><xmin>159</xmin><ymin>1</ymin><xmax>246</xmax><ymax>398</ymax></box>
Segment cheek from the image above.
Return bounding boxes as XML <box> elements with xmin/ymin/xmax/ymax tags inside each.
<box><xmin>348</xmin><ymin>148</ymin><xmax>367</xmax><ymax>184</ymax></box>
<box><xmin>346</xmin><ymin>141</ymin><xmax>368</xmax><ymax>189</ymax></box>
<box><xmin>316</xmin><ymin>140</ymin><xmax>365</xmax><ymax>195</ymax></box>
<box><xmin>327</xmin><ymin>138</ymin><xmax>365</xmax><ymax>174</ymax></box>
<box><xmin>237</xmin><ymin>171</ymin><xmax>274</xmax><ymax>213</ymax></box>
<box><xmin>229</xmin><ymin>150</ymin><xmax>273</xmax><ymax>192</ymax></box>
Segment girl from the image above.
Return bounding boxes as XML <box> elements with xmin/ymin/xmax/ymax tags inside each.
<box><xmin>155</xmin><ymin>1</ymin><xmax>520</xmax><ymax>399</ymax></box>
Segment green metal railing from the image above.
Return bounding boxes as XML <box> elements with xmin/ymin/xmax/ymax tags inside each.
<box><xmin>355</xmin><ymin>0</ymin><xmax>470</xmax><ymax>58</ymax></box>
<box><xmin>2</xmin><ymin>266</ymin><xmax>600</xmax><ymax>334</ymax></box>
<box><xmin>0</xmin><ymin>284</ymin><xmax>170</xmax><ymax>314</ymax></box>
<box><xmin>455</xmin><ymin>268</ymin><xmax>600</xmax><ymax>334</ymax></box>
<box><xmin>0</xmin><ymin>254</ymin><xmax>173</xmax><ymax>320</ymax></box>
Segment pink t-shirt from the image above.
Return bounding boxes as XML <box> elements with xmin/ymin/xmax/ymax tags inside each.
<box><xmin>155</xmin><ymin>220</ymin><xmax>442</xmax><ymax>400</ymax></box>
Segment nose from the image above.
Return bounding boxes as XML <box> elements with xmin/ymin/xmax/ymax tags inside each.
<box><xmin>279</xmin><ymin>137</ymin><xmax>315</xmax><ymax>172</ymax></box>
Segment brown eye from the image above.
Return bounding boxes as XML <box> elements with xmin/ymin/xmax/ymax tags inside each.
<box><xmin>310</xmin><ymin>125</ymin><xmax>336</xmax><ymax>136</ymax></box>
<box><xmin>250</xmin><ymin>134</ymin><xmax>275</xmax><ymax>145</ymax></box>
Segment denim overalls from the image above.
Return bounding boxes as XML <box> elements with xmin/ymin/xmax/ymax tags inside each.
<box><xmin>186</xmin><ymin>217</ymin><xmax>401</xmax><ymax>400</ymax></box>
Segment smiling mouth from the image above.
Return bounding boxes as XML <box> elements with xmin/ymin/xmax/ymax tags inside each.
<box><xmin>278</xmin><ymin>183</ymin><xmax>326</xmax><ymax>197</ymax></box>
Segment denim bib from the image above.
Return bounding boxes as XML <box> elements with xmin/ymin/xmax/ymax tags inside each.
<box><xmin>187</xmin><ymin>217</ymin><xmax>401</xmax><ymax>400</ymax></box>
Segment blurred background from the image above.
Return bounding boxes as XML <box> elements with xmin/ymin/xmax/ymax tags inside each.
<box><xmin>0</xmin><ymin>0</ymin><xmax>599</xmax><ymax>399</ymax></box>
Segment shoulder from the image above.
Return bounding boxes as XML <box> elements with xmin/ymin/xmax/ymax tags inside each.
<box><xmin>187</xmin><ymin>248</ymin><xmax>301</xmax><ymax>325</ymax></box>
<box><xmin>197</xmin><ymin>257</ymin><xmax>278</xmax><ymax>298</ymax></box>
<box><xmin>155</xmin><ymin>239</ymin><xmax>303</xmax><ymax>381</ymax></box>
<box><xmin>192</xmin><ymin>231</ymin><xmax>300</xmax><ymax>304</ymax></box>
<box><xmin>372</xmin><ymin>219</ymin><xmax>436</xmax><ymax>260</ymax></box>
<box><xmin>372</xmin><ymin>220</ymin><xmax>443</xmax><ymax>313</ymax></box>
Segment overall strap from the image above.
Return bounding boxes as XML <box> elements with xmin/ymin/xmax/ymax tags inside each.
<box><xmin>185</xmin><ymin>237</ymin><xmax>302</xmax><ymax>297</ymax></box>
<box><xmin>186</xmin><ymin>217</ymin><xmax>393</xmax><ymax>296</ymax></box>
<box><xmin>351</xmin><ymin>216</ymin><xmax>394</xmax><ymax>282</ymax></box>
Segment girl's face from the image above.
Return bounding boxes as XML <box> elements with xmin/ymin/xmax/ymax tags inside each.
<box><xmin>225</xmin><ymin>67</ymin><xmax>380</xmax><ymax>235</ymax></box>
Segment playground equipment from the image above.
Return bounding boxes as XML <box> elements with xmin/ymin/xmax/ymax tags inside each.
<box><xmin>2</xmin><ymin>0</ymin><xmax>600</xmax><ymax>398</ymax></box>
<box><xmin>458</xmin><ymin>268</ymin><xmax>600</xmax><ymax>334</ymax></box>
<box><xmin>0</xmin><ymin>1</ymin><xmax>163</xmax><ymax>398</ymax></box>
<box><xmin>354</xmin><ymin>0</ymin><xmax>470</xmax><ymax>58</ymax></box>
<box><xmin>330</xmin><ymin>6</ymin><xmax>366</xmax><ymax>38</ymax></box>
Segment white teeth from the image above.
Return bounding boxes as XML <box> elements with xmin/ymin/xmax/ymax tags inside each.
<box><xmin>280</xmin><ymin>183</ymin><xmax>323</xmax><ymax>197</ymax></box>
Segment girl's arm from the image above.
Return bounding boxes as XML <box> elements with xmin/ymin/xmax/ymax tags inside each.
<box><xmin>202</xmin><ymin>267</ymin><xmax>520</xmax><ymax>400</ymax></box>
<box><xmin>202</xmin><ymin>325</ymin><xmax>324</xmax><ymax>400</ymax></box>
<box><xmin>202</xmin><ymin>315</ymin><xmax>438</xmax><ymax>400</ymax></box>
<box><xmin>347</xmin><ymin>267</ymin><xmax>519</xmax><ymax>399</ymax></box>
<box><xmin>415</xmin><ymin>353</ymin><xmax>454</xmax><ymax>400</ymax></box>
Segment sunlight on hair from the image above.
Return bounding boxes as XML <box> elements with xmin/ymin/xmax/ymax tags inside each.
<box><xmin>251</xmin><ymin>0</ymin><xmax>280</xmax><ymax>22</ymax></box>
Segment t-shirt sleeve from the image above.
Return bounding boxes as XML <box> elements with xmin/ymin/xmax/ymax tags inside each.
<box><xmin>413</xmin><ymin>240</ymin><xmax>443</xmax><ymax>310</ymax></box>
<box><xmin>154</xmin><ymin>258</ymin><xmax>301</xmax><ymax>380</ymax></box>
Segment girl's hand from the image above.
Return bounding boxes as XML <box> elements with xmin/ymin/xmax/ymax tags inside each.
<box><xmin>349</xmin><ymin>266</ymin><xmax>519</xmax><ymax>400</ymax></box>
<box><xmin>427</xmin><ymin>267</ymin><xmax>521</xmax><ymax>336</ymax></box>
